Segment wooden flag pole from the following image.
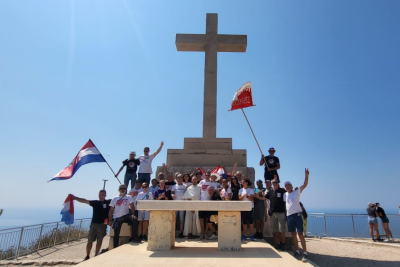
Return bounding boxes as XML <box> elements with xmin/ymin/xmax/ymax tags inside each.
<box><xmin>241</xmin><ymin>109</ymin><xmax>271</xmax><ymax>171</ymax></box>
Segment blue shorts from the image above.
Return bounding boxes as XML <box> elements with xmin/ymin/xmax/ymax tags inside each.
<box><xmin>368</xmin><ymin>217</ymin><xmax>378</xmax><ymax>224</ymax></box>
<box><xmin>287</xmin><ymin>212</ymin><xmax>304</xmax><ymax>233</ymax></box>
<box><xmin>381</xmin><ymin>216</ymin><xmax>389</xmax><ymax>223</ymax></box>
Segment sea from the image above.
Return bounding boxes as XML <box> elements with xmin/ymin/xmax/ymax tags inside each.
<box><xmin>1</xmin><ymin>207</ymin><xmax>398</xmax><ymax>230</ymax></box>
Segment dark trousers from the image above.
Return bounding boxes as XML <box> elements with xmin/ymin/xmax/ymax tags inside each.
<box><xmin>113</xmin><ymin>214</ymin><xmax>138</xmax><ymax>248</ymax></box>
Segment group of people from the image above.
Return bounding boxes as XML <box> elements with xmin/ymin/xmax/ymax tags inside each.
<box><xmin>72</xmin><ymin>146</ymin><xmax>311</xmax><ymax>263</ymax></box>
<box><xmin>366</xmin><ymin>202</ymin><xmax>394</xmax><ymax>242</ymax></box>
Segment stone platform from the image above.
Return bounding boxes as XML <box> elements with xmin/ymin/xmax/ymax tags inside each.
<box><xmin>76</xmin><ymin>240</ymin><xmax>317</xmax><ymax>267</ymax></box>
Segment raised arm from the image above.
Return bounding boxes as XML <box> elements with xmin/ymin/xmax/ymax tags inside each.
<box><xmin>115</xmin><ymin>162</ymin><xmax>125</xmax><ymax>178</ymax></box>
<box><xmin>259</xmin><ymin>154</ymin><xmax>265</xmax><ymax>166</ymax></box>
<box><xmin>231</xmin><ymin>163</ymin><xmax>237</xmax><ymax>176</ymax></box>
<box><xmin>300</xmin><ymin>168</ymin><xmax>309</xmax><ymax>193</ymax></box>
<box><xmin>72</xmin><ymin>195</ymin><xmax>89</xmax><ymax>205</ymax></box>
<box><xmin>153</xmin><ymin>141</ymin><xmax>164</xmax><ymax>157</ymax></box>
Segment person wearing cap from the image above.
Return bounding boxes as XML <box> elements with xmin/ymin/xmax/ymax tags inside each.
<box><xmin>265</xmin><ymin>179</ymin><xmax>287</xmax><ymax>251</ymax></box>
<box><xmin>253</xmin><ymin>180</ymin><xmax>267</xmax><ymax>239</ymax></box>
<box><xmin>375</xmin><ymin>203</ymin><xmax>393</xmax><ymax>242</ymax></box>
<box><xmin>115</xmin><ymin>151</ymin><xmax>141</xmax><ymax>190</ymax></box>
<box><xmin>260</xmin><ymin>147</ymin><xmax>280</xmax><ymax>183</ymax></box>
<box><xmin>366</xmin><ymin>203</ymin><xmax>380</xmax><ymax>241</ymax></box>
<box><xmin>283</xmin><ymin>168</ymin><xmax>309</xmax><ymax>263</ymax></box>
<box><xmin>138</xmin><ymin>141</ymin><xmax>164</xmax><ymax>185</ymax></box>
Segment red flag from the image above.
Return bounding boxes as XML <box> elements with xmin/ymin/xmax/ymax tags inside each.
<box><xmin>229</xmin><ymin>82</ymin><xmax>255</xmax><ymax>111</ymax></box>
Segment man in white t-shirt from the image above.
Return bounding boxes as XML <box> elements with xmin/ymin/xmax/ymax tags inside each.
<box><xmin>136</xmin><ymin>183</ymin><xmax>153</xmax><ymax>241</ymax></box>
<box><xmin>198</xmin><ymin>171</ymin><xmax>218</xmax><ymax>240</ymax></box>
<box><xmin>108</xmin><ymin>184</ymin><xmax>141</xmax><ymax>249</ymax></box>
<box><xmin>171</xmin><ymin>174</ymin><xmax>187</xmax><ymax>238</ymax></box>
<box><xmin>138</xmin><ymin>141</ymin><xmax>164</xmax><ymax>184</ymax></box>
<box><xmin>283</xmin><ymin>168</ymin><xmax>309</xmax><ymax>263</ymax></box>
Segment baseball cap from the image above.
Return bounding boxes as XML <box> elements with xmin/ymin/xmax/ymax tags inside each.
<box><xmin>130</xmin><ymin>151</ymin><xmax>136</xmax><ymax>155</ymax></box>
<box><xmin>268</xmin><ymin>147</ymin><xmax>275</xmax><ymax>152</ymax></box>
<box><xmin>256</xmin><ymin>179</ymin><xmax>263</xmax><ymax>183</ymax></box>
<box><xmin>284</xmin><ymin>181</ymin><xmax>292</xmax><ymax>186</ymax></box>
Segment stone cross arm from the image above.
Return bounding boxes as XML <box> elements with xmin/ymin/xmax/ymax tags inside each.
<box><xmin>176</xmin><ymin>34</ymin><xmax>247</xmax><ymax>52</ymax></box>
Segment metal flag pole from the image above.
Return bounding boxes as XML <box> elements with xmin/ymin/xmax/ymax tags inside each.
<box><xmin>90</xmin><ymin>139</ymin><xmax>122</xmax><ymax>184</ymax></box>
<box><xmin>102</xmin><ymin>179</ymin><xmax>108</xmax><ymax>190</ymax></box>
<box><xmin>240</xmin><ymin>109</ymin><xmax>271</xmax><ymax>171</ymax></box>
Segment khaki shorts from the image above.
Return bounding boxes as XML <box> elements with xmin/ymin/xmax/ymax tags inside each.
<box><xmin>88</xmin><ymin>223</ymin><xmax>107</xmax><ymax>243</ymax></box>
<box><xmin>271</xmin><ymin>212</ymin><xmax>286</xmax><ymax>233</ymax></box>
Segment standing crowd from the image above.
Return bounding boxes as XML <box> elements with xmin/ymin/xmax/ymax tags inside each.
<box><xmin>72</xmin><ymin>146</ymin><xmax>311</xmax><ymax>263</ymax></box>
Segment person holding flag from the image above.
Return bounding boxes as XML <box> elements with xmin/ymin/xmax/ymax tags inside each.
<box><xmin>72</xmin><ymin>191</ymin><xmax>111</xmax><ymax>261</ymax></box>
<box><xmin>260</xmin><ymin>147</ymin><xmax>281</xmax><ymax>183</ymax></box>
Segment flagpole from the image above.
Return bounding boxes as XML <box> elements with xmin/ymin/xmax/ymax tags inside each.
<box><xmin>240</xmin><ymin>109</ymin><xmax>271</xmax><ymax>171</ymax></box>
<box><xmin>90</xmin><ymin>139</ymin><xmax>122</xmax><ymax>184</ymax></box>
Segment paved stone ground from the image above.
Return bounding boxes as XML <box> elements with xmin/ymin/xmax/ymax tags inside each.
<box><xmin>1</xmin><ymin>236</ymin><xmax>399</xmax><ymax>266</ymax></box>
<box><xmin>306</xmin><ymin>237</ymin><xmax>400</xmax><ymax>267</ymax></box>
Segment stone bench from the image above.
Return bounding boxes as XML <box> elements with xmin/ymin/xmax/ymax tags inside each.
<box><xmin>137</xmin><ymin>200</ymin><xmax>251</xmax><ymax>251</ymax></box>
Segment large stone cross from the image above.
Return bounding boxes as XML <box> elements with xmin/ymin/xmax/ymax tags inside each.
<box><xmin>176</xmin><ymin>13</ymin><xmax>247</xmax><ymax>138</ymax></box>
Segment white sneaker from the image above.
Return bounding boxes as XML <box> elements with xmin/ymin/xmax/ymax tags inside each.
<box><xmin>383</xmin><ymin>238</ymin><xmax>390</xmax><ymax>242</ymax></box>
<box><xmin>209</xmin><ymin>234</ymin><xmax>218</xmax><ymax>240</ymax></box>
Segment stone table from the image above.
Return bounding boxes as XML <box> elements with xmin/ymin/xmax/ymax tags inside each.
<box><xmin>137</xmin><ymin>200</ymin><xmax>251</xmax><ymax>251</ymax></box>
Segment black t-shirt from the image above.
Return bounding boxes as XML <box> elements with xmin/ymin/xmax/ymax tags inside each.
<box><xmin>123</xmin><ymin>159</ymin><xmax>140</xmax><ymax>173</ymax></box>
<box><xmin>89</xmin><ymin>200</ymin><xmax>111</xmax><ymax>224</ymax></box>
<box><xmin>366</xmin><ymin>207</ymin><xmax>377</xmax><ymax>217</ymax></box>
<box><xmin>165</xmin><ymin>181</ymin><xmax>176</xmax><ymax>191</ymax></box>
<box><xmin>266</xmin><ymin>188</ymin><xmax>286</xmax><ymax>213</ymax></box>
<box><xmin>264</xmin><ymin>156</ymin><xmax>280</xmax><ymax>173</ymax></box>
<box><xmin>231</xmin><ymin>183</ymin><xmax>241</xmax><ymax>200</ymax></box>
<box><xmin>211</xmin><ymin>192</ymin><xmax>222</xmax><ymax>201</ymax></box>
<box><xmin>376</xmin><ymin>207</ymin><xmax>386</xmax><ymax>218</ymax></box>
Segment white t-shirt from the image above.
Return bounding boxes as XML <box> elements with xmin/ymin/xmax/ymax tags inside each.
<box><xmin>128</xmin><ymin>188</ymin><xmax>143</xmax><ymax>209</ymax></box>
<box><xmin>136</xmin><ymin>191</ymin><xmax>153</xmax><ymax>206</ymax></box>
<box><xmin>183</xmin><ymin>182</ymin><xmax>192</xmax><ymax>187</ymax></box>
<box><xmin>283</xmin><ymin>189</ymin><xmax>302</xmax><ymax>216</ymax></box>
<box><xmin>239</xmin><ymin>188</ymin><xmax>255</xmax><ymax>208</ymax></box>
<box><xmin>110</xmin><ymin>195</ymin><xmax>134</xmax><ymax>219</ymax></box>
<box><xmin>138</xmin><ymin>153</ymin><xmax>155</xmax><ymax>174</ymax></box>
<box><xmin>198</xmin><ymin>180</ymin><xmax>218</xmax><ymax>200</ymax></box>
<box><xmin>220</xmin><ymin>187</ymin><xmax>232</xmax><ymax>198</ymax></box>
<box><xmin>171</xmin><ymin>184</ymin><xmax>187</xmax><ymax>200</ymax></box>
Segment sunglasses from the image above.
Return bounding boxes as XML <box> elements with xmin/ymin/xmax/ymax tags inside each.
<box><xmin>119</xmin><ymin>188</ymin><xmax>126</xmax><ymax>190</ymax></box>
<box><xmin>144</xmin><ymin>150</ymin><xmax>149</xmax><ymax>152</ymax></box>
<box><xmin>206</xmin><ymin>175</ymin><xmax>210</xmax><ymax>176</ymax></box>
<box><xmin>272</xmin><ymin>182</ymin><xmax>278</xmax><ymax>184</ymax></box>
<box><xmin>142</xmin><ymin>186</ymin><xmax>148</xmax><ymax>188</ymax></box>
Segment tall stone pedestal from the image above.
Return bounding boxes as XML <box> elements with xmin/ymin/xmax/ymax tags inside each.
<box><xmin>147</xmin><ymin>210</ymin><xmax>176</xmax><ymax>251</ymax></box>
<box><xmin>157</xmin><ymin>138</ymin><xmax>255</xmax><ymax>183</ymax></box>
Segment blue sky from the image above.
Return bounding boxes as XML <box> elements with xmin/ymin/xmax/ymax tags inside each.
<box><xmin>1</xmin><ymin>0</ymin><xmax>400</xmax><ymax>219</ymax></box>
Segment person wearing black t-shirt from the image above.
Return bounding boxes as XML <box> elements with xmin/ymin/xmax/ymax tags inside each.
<box><xmin>73</xmin><ymin>190</ymin><xmax>111</xmax><ymax>261</ymax></box>
<box><xmin>115</xmin><ymin>151</ymin><xmax>141</xmax><ymax>190</ymax></box>
<box><xmin>260</xmin><ymin>147</ymin><xmax>280</xmax><ymax>182</ymax></box>
<box><xmin>375</xmin><ymin>203</ymin><xmax>394</xmax><ymax>242</ymax></box>
<box><xmin>266</xmin><ymin>179</ymin><xmax>286</xmax><ymax>251</ymax></box>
